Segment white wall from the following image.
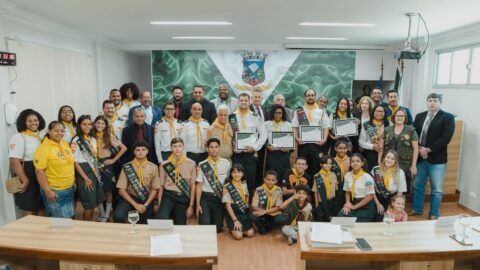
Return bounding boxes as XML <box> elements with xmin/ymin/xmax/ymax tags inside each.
<box><xmin>0</xmin><ymin>10</ymin><xmax>147</xmax><ymax>225</ymax></box>
<box><xmin>407</xmin><ymin>23</ymin><xmax>480</xmax><ymax>213</ymax></box>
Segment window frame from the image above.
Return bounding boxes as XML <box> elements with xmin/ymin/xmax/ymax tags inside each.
<box><xmin>434</xmin><ymin>43</ymin><xmax>480</xmax><ymax>89</ymax></box>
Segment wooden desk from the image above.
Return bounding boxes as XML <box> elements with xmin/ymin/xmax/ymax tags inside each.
<box><xmin>0</xmin><ymin>216</ymin><xmax>217</xmax><ymax>270</ymax></box>
<box><xmin>298</xmin><ymin>218</ymin><xmax>480</xmax><ymax>270</ymax></box>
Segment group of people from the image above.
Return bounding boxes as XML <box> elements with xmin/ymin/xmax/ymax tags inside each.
<box><xmin>8</xmin><ymin>81</ymin><xmax>455</xmax><ymax>244</ymax></box>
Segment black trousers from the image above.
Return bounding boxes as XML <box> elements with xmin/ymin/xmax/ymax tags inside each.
<box><xmin>249</xmin><ymin>213</ymin><xmax>286</xmax><ymax>233</ymax></box>
<box><xmin>232</xmin><ymin>152</ymin><xmax>258</xmax><ymax>200</ymax></box>
<box><xmin>187</xmin><ymin>152</ymin><xmax>208</xmax><ymax>166</ymax></box>
<box><xmin>362</xmin><ymin>149</ymin><xmax>379</xmax><ymax>171</ymax></box>
<box><xmin>155</xmin><ymin>189</ymin><xmax>189</xmax><ymax>225</ymax></box>
<box><xmin>256</xmin><ymin>145</ymin><xmax>266</xmax><ymax>186</ymax></box>
<box><xmin>198</xmin><ymin>192</ymin><xmax>224</xmax><ymax>233</ymax></box>
<box><xmin>298</xmin><ymin>143</ymin><xmax>324</xmax><ymax>177</ymax></box>
<box><xmin>112</xmin><ymin>196</ymin><xmax>154</xmax><ymax>224</ymax></box>
<box><xmin>266</xmin><ymin>150</ymin><xmax>290</xmax><ymax>183</ymax></box>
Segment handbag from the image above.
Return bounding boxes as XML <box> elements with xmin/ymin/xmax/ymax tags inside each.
<box><xmin>5</xmin><ymin>133</ymin><xmax>27</xmax><ymax>194</ymax></box>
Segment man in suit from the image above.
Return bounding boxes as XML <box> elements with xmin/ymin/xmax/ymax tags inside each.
<box><xmin>210</xmin><ymin>83</ymin><xmax>238</xmax><ymax>113</ymax></box>
<box><xmin>122</xmin><ymin>107</ymin><xmax>158</xmax><ymax>165</ymax></box>
<box><xmin>410</xmin><ymin>93</ymin><xmax>455</xmax><ymax>220</ymax></box>
<box><xmin>183</xmin><ymin>85</ymin><xmax>217</xmax><ymax>124</ymax></box>
<box><xmin>127</xmin><ymin>91</ymin><xmax>162</xmax><ymax>126</ymax></box>
<box><xmin>249</xmin><ymin>89</ymin><xmax>268</xmax><ymax>122</ymax></box>
<box><xmin>171</xmin><ymin>85</ymin><xmax>189</xmax><ymax>122</ymax></box>
<box><xmin>370</xmin><ymin>87</ymin><xmax>388</xmax><ymax>108</ymax></box>
<box><xmin>272</xmin><ymin>94</ymin><xmax>294</xmax><ymax>122</ymax></box>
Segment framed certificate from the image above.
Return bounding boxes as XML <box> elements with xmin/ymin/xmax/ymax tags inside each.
<box><xmin>333</xmin><ymin>118</ymin><xmax>358</xmax><ymax>137</ymax></box>
<box><xmin>235</xmin><ymin>132</ymin><xmax>257</xmax><ymax>151</ymax></box>
<box><xmin>271</xmin><ymin>131</ymin><xmax>294</xmax><ymax>149</ymax></box>
<box><xmin>299</xmin><ymin>125</ymin><xmax>323</xmax><ymax>143</ymax></box>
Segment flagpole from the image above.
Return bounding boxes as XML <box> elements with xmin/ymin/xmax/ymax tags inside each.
<box><xmin>381</xmin><ymin>58</ymin><xmax>384</xmax><ymax>89</ymax></box>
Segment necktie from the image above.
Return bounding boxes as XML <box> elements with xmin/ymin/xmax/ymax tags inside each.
<box><xmin>175</xmin><ymin>104</ymin><xmax>179</xmax><ymax>119</ymax></box>
<box><xmin>137</xmin><ymin>126</ymin><xmax>143</xmax><ymax>142</ymax></box>
<box><xmin>256</xmin><ymin>106</ymin><xmax>262</xmax><ymax>119</ymax></box>
<box><xmin>420</xmin><ymin>113</ymin><xmax>434</xmax><ymax>146</ymax></box>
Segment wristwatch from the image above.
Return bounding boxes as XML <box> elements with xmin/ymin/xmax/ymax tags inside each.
<box><xmin>144</xmin><ymin>203</ymin><xmax>148</xmax><ymax>207</ymax></box>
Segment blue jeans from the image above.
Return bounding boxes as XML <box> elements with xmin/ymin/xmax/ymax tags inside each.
<box><xmin>40</xmin><ymin>186</ymin><xmax>75</xmax><ymax>218</ymax></box>
<box><xmin>413</xmin><ymin>161</ymin><xmax>446</xmax><ymax>217</ymax></box>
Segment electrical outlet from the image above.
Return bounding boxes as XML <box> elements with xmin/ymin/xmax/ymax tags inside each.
<box><xmin>469</xmin><ymin>192</ymin><xmax>477</xmax><ymax>199</ymax></box>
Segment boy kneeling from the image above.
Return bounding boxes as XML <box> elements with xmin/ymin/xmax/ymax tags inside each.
<box><xmin>281</xmin><ymin>184</ymin><xmax>313</xmax><ymax>245</ymax></box>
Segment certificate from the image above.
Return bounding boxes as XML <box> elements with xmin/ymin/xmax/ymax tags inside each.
<box><xmin>299</xmin><ymin>125</ymin><xmax>323</xmax><ymax>143</ymax></box>
<box><xmin>271</xmin><ymin>131</ymin><xmax>294</xmax><ymax>149</ymax></box>
<box><xmin>235</xmin><ymin>132</ymin><xmax>257</xmax><ymax>151</ymax></box>
<box><xmin>334</xmin><ymin>118</ymin><xmax>358</xmax><ymax>137</ymax></box>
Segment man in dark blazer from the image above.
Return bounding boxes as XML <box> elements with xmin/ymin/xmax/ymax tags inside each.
<box><xmin>122</xmin><ymin>107</ymin><xmax>158</xmax><ymax>165</ymax></box>
<box><xmin>410</xmin><ymin>93</ymin><xmax>455</xmax><ymax>220</ymax></box>
<box><xmin>182</xmin><ymin>85</ymin><xmax>217</xmax><ymax>124</ymax></box>
<box><xmin>250</xmin><ymin>89</ymin><xmax>269</xmax><ymax>122</ymax></box>
<box><xmin>127</xmin><ymin>91</ymin><xmax>162</xmax><ymax>126</ymax></box>
<box><xmin>384</xmin><ymin>90</ymin><xmax>414</xmax><ymax>125</ymax></box>
<box><xmin>171</xmin><ymin>85</ymin><xmax>189</xmax><ymax>122</ymax></box>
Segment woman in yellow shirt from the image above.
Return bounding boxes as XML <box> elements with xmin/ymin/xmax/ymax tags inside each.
<box><xmin>34</xmin><ymin>121</ymin><xmax>75</xmax><ymax>218</ymax></box>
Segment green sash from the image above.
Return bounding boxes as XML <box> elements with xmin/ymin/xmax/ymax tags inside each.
<box><xmin>314</xmin><ymin>173</ymin><xmax>331</xmax><ymax>215</ymax></box>
<box><xmin>225</xmin><ymin>183</ymin><xmax>248</xmax><ymax>214</ymax></box>
<box><xmin>372</xmin><ymin>166</ymin><xmax>391</xmax><ymax>204</ymax></box>
<box><xmin>162</xmin><ymin>162</ymin><xmax>191</xmax><ymax>198</ymax></box>
<box><xmin>122</xmin><ymin>162</ymin><xmax>149</xmax><ymax>202</ymax></box>
<box><xmin>296</xmin><ymin>107</ymin><xmax>310</xmax><ymax>125</ymax></box>
<box><xmin>258</xmin><ymin>187</ymin><xmax>278</xmax><ymax>210</ymax></box>
<box><xmin>76</xmin><ymin>138</ymin><xmax>103</xmax><ymax>186</ymax></box>
<box><xmin>331</xmin><ymin>159</ymin><xmax>342</xmax><ymax>182</ymax></box>
<box><xmin>199</xmin><ymin>161</ymin><xmax>223</xmax><ymax>199</ymax></box>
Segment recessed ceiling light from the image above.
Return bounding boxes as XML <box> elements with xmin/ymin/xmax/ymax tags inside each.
<box><xmin>151</xmin><ymin>21</ymin><xmax>232</xmax><ymax>25</ymax></box>
<box><xmin>286</xmin><ymin>37</ymin><xmax>348</xmax><ymax>41</ymax></box>
<box><xmin>299</xmin><ymin>22</ymin><xmax>375</xmax><ymax>27</ymax></box>
<box><xmin>172</xmin><ymin>36</ymin><xmax>235</xmax><ymax>40</ymax></box>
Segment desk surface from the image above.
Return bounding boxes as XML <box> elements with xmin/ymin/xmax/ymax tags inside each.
<box><xmin>298</xmin><ymin>217</ymin><xmax>480</xmax><ymax>261</ymax></box>
<box><xmin>0</xmin><ymin>216</ymin><xmax>217</xmax><ymax>266</ymax></box>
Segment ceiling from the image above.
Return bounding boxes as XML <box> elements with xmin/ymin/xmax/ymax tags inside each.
<box><xmin>8</xmin><ymin>0</ymin><xmax>480</xmax><ymax>51</ymax></box>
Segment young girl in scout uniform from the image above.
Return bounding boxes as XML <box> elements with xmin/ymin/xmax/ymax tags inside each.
<box><xmin>156</xmin><ymin>137</ymin><xmax>196</xmax><ymax>225</ymax></box>
<box><xmin>372</xmin><ymin>150</ymin><xmax>407</xmax><ymax>221</ymax></box>
<box><xmin>331</xmin><ymin>139</ymin><xmax>351</xmax><ymax>215</ymax></box>
<box><xmin>71</xmin><ymin>115</ymin><xmax>106</xmax><ymax>221</ymax></box>
<box><xmin>338</xmin><ymin>153</ymin><xmax>376</xmax><ymax>222</ymax></box>
<box><xmin>196</xmin><ymin>138</ymin><xmax>231</xmax><ymax>233</ymax></box>
<box><xmin>250</xmin><ymin>170</ymin><xmax>286</xmax><ymax>235</ymax></box>
<box><xmin>113</xmin><ymin>141</ymin><xmax>160</xmax><ymax>224</ymax></box>
<box><xmin>223</xmin><ymin>164</ymin><xmax>255</xmax><ymax>240</ymax></box>
<box><xmin>312</xmin><ymin>155</ymin><xmax>338</xmax><ymax>221</ymax></box>
<box><xmin>34</xmin><ymin>121</ymin><xmax>76</xmax><ymax>218</ymax></box>
<box><xmin>93</xmin><ymin>115</ymin><xmax>127</xmax><ymax>222</ymax></box>
<box><xmin>9</xmin><ymin>109</ymin><xmax>46</xmax><ymax>216</ymax></box>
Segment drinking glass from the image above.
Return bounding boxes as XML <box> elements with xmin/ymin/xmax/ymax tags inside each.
<box><xmin>128</xmin><ymin>210</ymin><xmax>140</xmax><ymax>234</ymax></box>
<box><xmin>383</xmin><ymin>213</ymin><xmax>395</xmax><ymax>237</ymax></box>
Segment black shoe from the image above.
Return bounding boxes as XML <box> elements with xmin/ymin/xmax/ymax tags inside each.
<box><xmin>259</xmin><ymin>227</ymin><xmax>267</xmax><ymax>235</ymax></box>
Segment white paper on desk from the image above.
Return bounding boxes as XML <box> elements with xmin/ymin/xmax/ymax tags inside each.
<box><xmin>150</xmin><ymin>234</ymin><xmax>183</xmax><ymax>256</ymax></box>
<box><xmin>311</xmin><ymin>223</ymin><xmax>342</xmax><ymax>244</ymax></box>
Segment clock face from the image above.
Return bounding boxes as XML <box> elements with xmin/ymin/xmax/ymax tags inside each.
<box><xmin>0</xmin><ymin>52</ymin><xmax>16</xmax><ymax>66</ymax></box>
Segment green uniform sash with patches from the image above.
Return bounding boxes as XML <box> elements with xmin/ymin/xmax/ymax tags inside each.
<box><xmin>76</xmin><ymin>138</ymin><xmax>103</xmax><ymax>186</ymax></box>
<box><xmin>162</xmin><ymin>162</ymin><xmax>191</xmax><ymax>198</ymax></box>
<box><xmin>314</xmin><ymin>173</ymin><xmax>331</xmax><ymax>214</ymax></box>
<box><xmin>226</xmin><ymin>183</ymin><xmax>248</xmax><ymax>214</ymax></box>
<box><xmin>122</xmin><ymin>162</ymin><xmax>149</xmax><ymax>202</ymax></box>
<box><xmin>200</xmin><ymin>161</ymin><xmax>223</xmax><ymax>199</ymax></box>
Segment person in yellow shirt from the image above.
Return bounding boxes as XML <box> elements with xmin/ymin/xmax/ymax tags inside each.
<box><xmin>34</xmin><ymin>121</ymin><xmax>75</xmax><ymax>218</ymax></box>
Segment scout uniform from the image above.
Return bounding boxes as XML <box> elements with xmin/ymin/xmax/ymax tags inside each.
<box><xmin>154</xmin><ymin>117</ymin><xmax>183</xmax><ymax>162</ymax></box>
<box><xmin>331</xmin><ymin>155</ymin><xmax>350</xmax><ymax>215</ymax></box>
<box><xmin>281</xmin><ymin>169</ymin><xmax>312</xmax><ymax>201</ymax></box>
<box><xmin>155</xmin><ymin>155</ymin><xmax>196</xmax><ymax>225</ymax></box>
<box><xmin>62</xmin><ymin>121</ymin><xmax>76</xmax><ymax>144</ymax></box>
<box><xmin>337</xmin><ymin>170</ymin><xmax>376</xmax><ymax>222</ymax></box>
<box><xmin>182</xmin><ymin>117</ymin><xmax>210</xmax><ymax>165</ymax></box>
<box><xmin>71</xmin><ymin>136</ymin><xmax>106</xmax><ymax>209</ymax></box>
<box><xmin>230</xmin><ymin>109</ymin><xmax>267</xmax><ymax>196</ymax></box>
<box><xmin>312</xmin><ymin>169</ymin><xmax>338</xmax><ymax>221</ymax></box>
<box><xmin>207</xmin><ymin>119</ymin><xmax>233</xmax><ymax>161</ymax></box>
<box><xmin>196</xmin><ymin>157</ymin><xmax>230</xmax><ymax>232</ymax></box>
<box><xmin>291</xmin><ymin>104</ymin><xmax>331</xmax><ymax>177</ymax></box>
<box><xmin>34</xmin><ymin>137</ymin><xmax>75</xmax><ymax>218</ymax></box>
<box><xmin>9</xmin><ymin>130</ymin><xmax>44</xmax><ymax>212</ymax></box>
<box><xmin>113</xmin><ymin>159</ymin><xmax>160</xmax><ymax>224</ymax></box>
<box><xmin>282</xmin><ymin>199</ymin><xmax>313</xmax><ymax>242</ymax></box>
<box><xmin>106</xmin><ymin>115</ymin><xmax>125</xmax><ymax>141</ymax></box>
<box><xmin>249</xmin><ymin>184</ymin><xmax>286</xmax><ymax>234</ymax></box>
<box><xmin>222</xmin><ymin>179</ymin><xmax>253</xmax><ymax>232</ymax></box>
<box><xmin>371</xmin><ymin>165</ymin><xmax>407</xmax><ymax>218</ymax></box>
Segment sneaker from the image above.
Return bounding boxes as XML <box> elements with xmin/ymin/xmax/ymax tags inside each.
<box><xmin>95</xmin><ymin>216</ymin><xmax>103</xmax><ymax>222</ymax></box>
<box><xmin>100</xmin><ymin>216</ymin><xmax>109</xmax><ymax>222</ymax></box>
<box><xmin>408</xmin><ymin>210</ymin><xmax>421</xmax><ymax>216</ymax></box>
<box><xmin>287</xmin><ymin>237</ymin><xmax>293</xmax><ymax>245</ymax></box>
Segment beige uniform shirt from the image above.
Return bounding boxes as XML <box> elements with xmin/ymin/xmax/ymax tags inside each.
<box><xmin>116</xmin><ymin>161</ymin><xmax>161</xmax><ymax>197</ymax></box>
<box><xmin>159</xmin><ymin>158</ymin><xmax>196</xmax><ymax>193</ymax></box>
